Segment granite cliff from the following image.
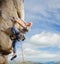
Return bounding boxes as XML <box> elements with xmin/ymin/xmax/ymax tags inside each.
<box><xmin>0</xmin><ymin>0</ymin><xmax>24</xmax><ymax>64</ymax></box>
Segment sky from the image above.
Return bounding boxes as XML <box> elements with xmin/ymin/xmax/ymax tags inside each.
<box><xmin>8</xmin><ymin>0</ymin><xmax>60</xmax><ymax>63</ymax></box>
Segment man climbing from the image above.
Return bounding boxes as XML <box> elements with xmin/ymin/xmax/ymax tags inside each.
<box><xmin>10</xmin><ymin>17</ymin><xmax>32</xmax><ymax>60</ymax></box>
<box><xmin>10</xmin><ymin>22</ymin><xmax>25</xmax><ymax>61</ymax></box>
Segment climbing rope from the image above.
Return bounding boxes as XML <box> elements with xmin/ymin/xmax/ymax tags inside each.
<box><xmin>21</xmin><ymin>42</ymin><xmax>24</xmax><ymax>64</ymax></box>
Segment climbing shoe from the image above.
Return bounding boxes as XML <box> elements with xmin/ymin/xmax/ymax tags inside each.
<box><xmin>11</xmin><ymin>55</ymin><xmax>17</xmax><ymax>61</ymax></box>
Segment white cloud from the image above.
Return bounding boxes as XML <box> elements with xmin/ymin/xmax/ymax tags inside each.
<box><xmin>46</xmin><ymin>0</ymin><xmax>60</xmax><ymax>9</ymax></box>
<box><xmin>8</xmin><ymin>46</ymin><xmax>60</xmax><ymax>62</ymax></box>
<box><xmin>22</xmin><ymin>47</ymin><xmax>60</xmax><ymax>62</ymax></box>
<box><xmin>25</xmin><ymin>0</ymin><xmax>60</xmax><ymax>25</ymax></box>
<box><xmin>24</xmin><ymin>48</ymin><xmax>54</xmax><ymax>58</ymax></box>
<box><xmin>30</xmin><ymin>32</ymin><xmax>60</xmax><ymax>47</ymax></box>
<box><xmin>25</xmin><ymin>0</ymin><xmax>60</xmax><ymax>14</ymax></box>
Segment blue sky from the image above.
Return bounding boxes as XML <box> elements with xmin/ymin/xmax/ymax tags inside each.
<box><xmin>8</xmin><ymin>0</ymin><xmax>60</xmax><ymax>63</ymax></box>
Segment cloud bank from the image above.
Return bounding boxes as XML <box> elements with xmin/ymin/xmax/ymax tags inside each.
<box><xmin>30</xmin><ymin>32</ymin><xmax>60</xmax><ymax>47</ymax></box>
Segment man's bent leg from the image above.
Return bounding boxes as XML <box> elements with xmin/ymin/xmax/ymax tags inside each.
<box><xmin>11</xmin><ymin>40</ymin><xmax>17</xmax><ymax>60</ymax></box>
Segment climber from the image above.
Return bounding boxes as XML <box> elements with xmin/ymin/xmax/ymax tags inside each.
<box><xmin>10</xmin><ymin>17</ymin><xmax>32</xmax><ymax>60</ymax></box>
<box><xmin>10</xmin><ymin>26</ymin><xmax>25</xmax><ymax>61</ymax></box>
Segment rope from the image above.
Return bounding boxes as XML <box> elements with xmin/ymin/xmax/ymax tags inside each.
<box><xmin>21</xmin><ymin>42</ymin><xmax>24</xmax><ymax>64</ymax></box>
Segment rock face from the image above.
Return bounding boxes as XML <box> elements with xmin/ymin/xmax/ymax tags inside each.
<box><xmin>0</xmin><ymin>0</ymin><xmax>24</xmax><ymax>64</ymax></box>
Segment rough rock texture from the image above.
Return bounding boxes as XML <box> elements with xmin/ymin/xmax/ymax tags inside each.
<box><xmin>0</xmin><ymin>0</ymin><xmax>24</xmax><ymax>64</ymax></box>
